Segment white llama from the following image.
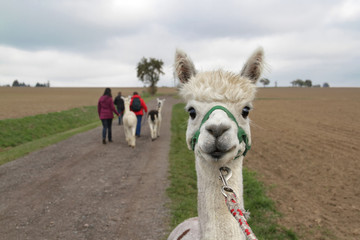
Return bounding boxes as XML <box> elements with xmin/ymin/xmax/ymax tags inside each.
<box><xmin>122</xmin><ymin>96</ymin><xmax>137</xmax><ymax>148</ymax></box>
<box><xmin>167</xmin><ymin>47</ymin><xmax>264</xmax><ymax>240</ymax></box>
<box><xmin>148</xmin><ymin>98</ymin><xmax>165</xmax><ymax>141</ymax></box>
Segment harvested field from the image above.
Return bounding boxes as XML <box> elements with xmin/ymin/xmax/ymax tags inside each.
<box><xmin>0</xmin><ymin>87</ymin><xmax>177</xmax><ymax>120</ymax></box>
<box><xmin>246</xmin><ymin>87</ymin><xmax>360</xmax><ymax>239</ymax></box>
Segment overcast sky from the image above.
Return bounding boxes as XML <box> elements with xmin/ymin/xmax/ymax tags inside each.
<box><xmin>0</xmin><ymin>0</ymin><xmax>359</xmax><ymax>87</ymax></box>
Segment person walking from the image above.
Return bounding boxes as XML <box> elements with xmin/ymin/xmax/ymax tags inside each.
<box><xmin>130</xmin><ymin>91</ymin><xmax>148</xmax><ymax>137</ymax></box>
<box><xmin>98</xmin><ymin>88</ymin><xmax>119</xmax><ymax>144</ymax></box>
<box><xmin>114</xmin><ymin>91</ymin><xmax>125</xmax><ymax>125</ymax></box>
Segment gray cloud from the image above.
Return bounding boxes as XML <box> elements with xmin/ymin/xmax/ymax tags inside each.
<box><xmin>0</xmin><ymin>0</ymin><xmax>359</xmax><ymax>87</ymax></box>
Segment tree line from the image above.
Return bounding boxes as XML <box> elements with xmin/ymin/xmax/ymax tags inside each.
<box><xmin>9</xmin><ymin>80</ymin><xmax>50</xmax><ymax>87</ymax></box>
<box><xmin>290</xmin><ymin>79</ymin><xmax>329</xmax><ymax>88</ymax></box>
<box><xmin>259</xmin><ymin>78</ymin><xmax>330</xmax><ymax>88</ymax></box>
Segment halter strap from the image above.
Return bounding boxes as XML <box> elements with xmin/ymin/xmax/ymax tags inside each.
<box><xmin>190</xmin><ymin>105</ymin><xmax>251</xmax><ymax>157</ymax></box>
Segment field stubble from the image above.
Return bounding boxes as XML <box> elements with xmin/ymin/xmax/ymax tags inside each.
<box><xmin>246</xmin><ymin>87</ymin><xmax>360</xmax><ymax>239</ymax></box>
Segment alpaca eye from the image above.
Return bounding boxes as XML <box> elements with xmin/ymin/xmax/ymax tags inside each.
<box><xmin>188</xmin><ymin>107</ymin><xmax>197</xmax><ymax>119</ymax></box>
<box><xmin>242</xmin><ymin>106</ymin><xmax>250</xmax><ymax>119</ymax></box>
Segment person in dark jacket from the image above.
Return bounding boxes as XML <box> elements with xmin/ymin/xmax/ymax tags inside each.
<box><xmin>114</xmin><ymin>92</ymin><xmax>125</xmax><ymax>125</ymax></box>
<box><xmin>98</xmin><ymin>88</ymin><xmax>119</xmax><ymax>144</ymax></box>
<box><xmin>130</xmin><ymin>92</ymin><xmax>148</xmax><ymax>137</ymax></box>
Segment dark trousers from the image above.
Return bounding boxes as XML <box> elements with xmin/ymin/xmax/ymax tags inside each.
<box><xmin>101</xmin><ymin>119</ymin><xmax>113</xmax><ymax>140</ymax></box>
<box><xmin>136</xmin><ymin>115</ymin><xmax>142</xmax><ymax>136</ymax></box>
<box><xmin>117</xmin><ymin>109</ymin><xmax>123</xmax><ymax>125</ymax></box>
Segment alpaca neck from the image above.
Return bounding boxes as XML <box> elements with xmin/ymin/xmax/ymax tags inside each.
<box><xmin>196</xmin><ymin>155</ymin><xmax>246</xmax><ymax>240</ymax></box>
<box><xmin>124</xmin><ymin>102</ymin><xmax>130</xmax><ymax>113</ymax></box>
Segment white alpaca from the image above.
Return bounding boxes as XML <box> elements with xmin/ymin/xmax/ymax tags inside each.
<box><xmin>168</xmin><ymin>48</ymin><xmax>264</xmax><ymax>240</ymax></box>
<box><xmin>148</xmin><ymin>98</ymin><xmax>165</xmax><ymax>141</ymax></box>
<box><xmin>122</xmin><ymin>96</ymin><xmax>137</xmax><ymax>148</ymax></box>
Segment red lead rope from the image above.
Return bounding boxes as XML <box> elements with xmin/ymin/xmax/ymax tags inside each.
<box><xmin>219</xmin><ymin>166</ymin><xmax>257</xmax><ymax>240</ymax></box>
<box><xmin>224</xmin><ymin>192</ymin><xmax>258</xmax><ymax>240</ymax></box>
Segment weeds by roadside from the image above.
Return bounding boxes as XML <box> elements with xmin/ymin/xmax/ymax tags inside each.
<box><xmin>0</xmin><ymin>106</ymin><xmax>100</xmax><ymax>166</ymax></box>
<box><xmin>0</xmin><ymin>106</ymin><xmax>99</xmax><ymax>149</ymax></box>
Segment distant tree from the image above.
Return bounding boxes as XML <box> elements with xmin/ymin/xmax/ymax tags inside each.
<box><xmin>304</xmin><ymin>79</ymin><xmax>312</xmax><ymax>87</ymax></box>
<box><xmin>12</xmin><ymin>80</ymin><xmax>20</xmax><ymax>87</ymax></box>
<box><xmin>323</xmin><ymin>82</ymin><xmax>330</xmax><ymax>88</ymax></box>
<box><xmin>259</xmin><ymin>78</ymin><xmax>270</xmax><ymax>87</ymax></box>
<box><xmin>35</xmin><ymin>81</ymin><xmax>50</xmax><ymax>87</ymax></box>
<box><xmin>292</xmin><ymin>79</ymin><xmax>305</xmax><ymax>87</ymax></box>
<box><xmin>136</xmin><ymin>57</ymin><xmax>164</xmax><ymax>95</ymax></box>
<box><xmin>12</xmin><ymin>80</ymin><xmax>29</xmax><ymax>87</ymax></box>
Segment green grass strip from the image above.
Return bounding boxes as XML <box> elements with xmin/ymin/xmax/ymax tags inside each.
<box><xmin>0</xmin><ymin>106</ymin><xmax>99</xmax><ymax>149</ymax></box>
<box><xmin>0</xmin><ymin>121</ymin><xmax>100</xmax><ymax>166</ymax></box>
<box><xmin>167</xmin><ymin>103</ymin><xmax>198</xmax><ymax>227</ymax></box>
<box><xmin>167</xmin><ymin>103</ymin><xmax>297</xmax><ymax>239</ymax></box>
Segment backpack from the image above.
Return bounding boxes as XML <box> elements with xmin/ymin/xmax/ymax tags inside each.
<box><xmin>131</xmin><ymin>97</ymin><xmax>142</xmax><ymax>112</ymax></box>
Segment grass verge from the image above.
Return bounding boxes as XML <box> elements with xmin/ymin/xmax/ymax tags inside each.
<box><xmin>167</xmin><ymin>103</ymin><xmax>298</xmax><ymax>239</ymax></box>
<box><xmin>0</xmin><ymin>106</ymin><xmax>99</xmax><ymax>149</ymax></box>
<box><xmin>0</xmin><ymin>106</ymin><xmax>100</xmax><ymax>166</ymax></box>
<box><xmin>0</xmin><ymin>121</ymin><xmax>100</xmax><ymax>166</ymax></box>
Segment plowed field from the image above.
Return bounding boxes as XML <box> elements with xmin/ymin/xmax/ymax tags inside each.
<box><xmin>246</xmin><ymin>87</ymin><xmax>360</xmax><ymax>239</ymax></box>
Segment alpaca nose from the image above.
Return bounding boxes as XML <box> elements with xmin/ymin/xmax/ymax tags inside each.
<box><xmin>206</xmin><ymin>123</ymin><xmax>230</xmax><ymax>138</ymax></box>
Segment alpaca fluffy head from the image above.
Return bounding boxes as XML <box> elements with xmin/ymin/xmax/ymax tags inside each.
<box><xmin>157</xmin><ymin>98</ymin><xmax>165</xmax><ymax>109</ymax></box>
<box><xmin>175</xmin><ymin>48</ymin><xmax>264</xmax><ymax>104</ymax></box>
<box><xmin>174</xmin><ymin>48</ymin><xmax>264</xmax><ymax>164</ymax></box>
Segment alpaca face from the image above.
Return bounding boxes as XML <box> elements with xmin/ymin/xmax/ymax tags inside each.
<box><xmin>185</xmin><ymin>100</ymin><xmax>252</xmax><ymax>164</ymax></box>
<box><xmin>123</xmin><ymin>96</ymin><xmax>132</xmax><ymax>111</ymax></box>
<box><xmin>175</xmin><ymin>48</ymin><xmax>264</xmax><ymax>164</ymax></box>
<box><xmin>157</xmin><ymin>98</ymin><xmax>165</xmax><ymax>109</ymax></box>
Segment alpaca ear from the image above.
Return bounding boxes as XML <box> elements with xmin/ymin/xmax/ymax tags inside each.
<box><xmin>174</xmin><ymin>49</ymin><xmax>197</xmax><ymax>83</ymax></box>
<box><xmin>240</xmin><ymin>47</ymin><xmax>264</xmax><ymax>84</ymax></box>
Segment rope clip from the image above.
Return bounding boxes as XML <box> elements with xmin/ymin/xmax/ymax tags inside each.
<box><xmin>219</xmin><ymin>167</ymin><xmax>234</xmax><ymax>198</ymax></box>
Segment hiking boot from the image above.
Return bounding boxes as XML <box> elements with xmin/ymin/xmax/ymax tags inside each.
<box><xmin>102</xmin><ymin>139</ymin><xmax>106</xmax><ymax>144</ymax></box>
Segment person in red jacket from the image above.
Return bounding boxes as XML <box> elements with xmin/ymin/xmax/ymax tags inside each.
<box><xmin>130</xmin><ymin>92</ymin><xmax>148</xmax><ymax>137</ymax></box>
<box><xmin>98</xmin><ymin>88</ymin><xmax>119</xmax><ymax>144</ymax></box>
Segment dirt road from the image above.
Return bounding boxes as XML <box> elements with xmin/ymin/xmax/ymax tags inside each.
<box><xmin>0</xmin><ymin>96</ymin><xmax>179</xmax><ymax>240</ymax></box>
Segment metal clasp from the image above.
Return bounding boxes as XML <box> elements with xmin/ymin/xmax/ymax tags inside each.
<box><xmin>219</xmin><ymin>167</ymin><xmax>234</xmax><ymax>198</ymax></box>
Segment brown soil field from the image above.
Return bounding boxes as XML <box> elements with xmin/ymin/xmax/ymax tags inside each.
<box><xmin>246</xmin><ymin>87</ymin><xmax>360</xmax><ymax>239</ymax></box>
<box><xmin>0</xmin><ymin>87</ymin><xmax>177</xmax><ymax>120</ymax></box>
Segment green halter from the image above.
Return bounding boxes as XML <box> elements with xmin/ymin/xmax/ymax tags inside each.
<box><xmin>190</xmin><ymin>105</ymin><xmax>251</xmax><ymax>157</ymax></box>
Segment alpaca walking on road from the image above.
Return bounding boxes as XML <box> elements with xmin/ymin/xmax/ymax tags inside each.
<box><xmin>148</xmin><ymin>98</ymin><xmax>165</xmax><ymax>141</ymax></box>
<box><xmin>122</xmin><ymin>96</ymin><xmax>137</xmax><ymax>148</ymax></box>
<box><xmin>168</xmin><ymin>47</ymin><xmax>265</xmax><ymax>240</ymax></box>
